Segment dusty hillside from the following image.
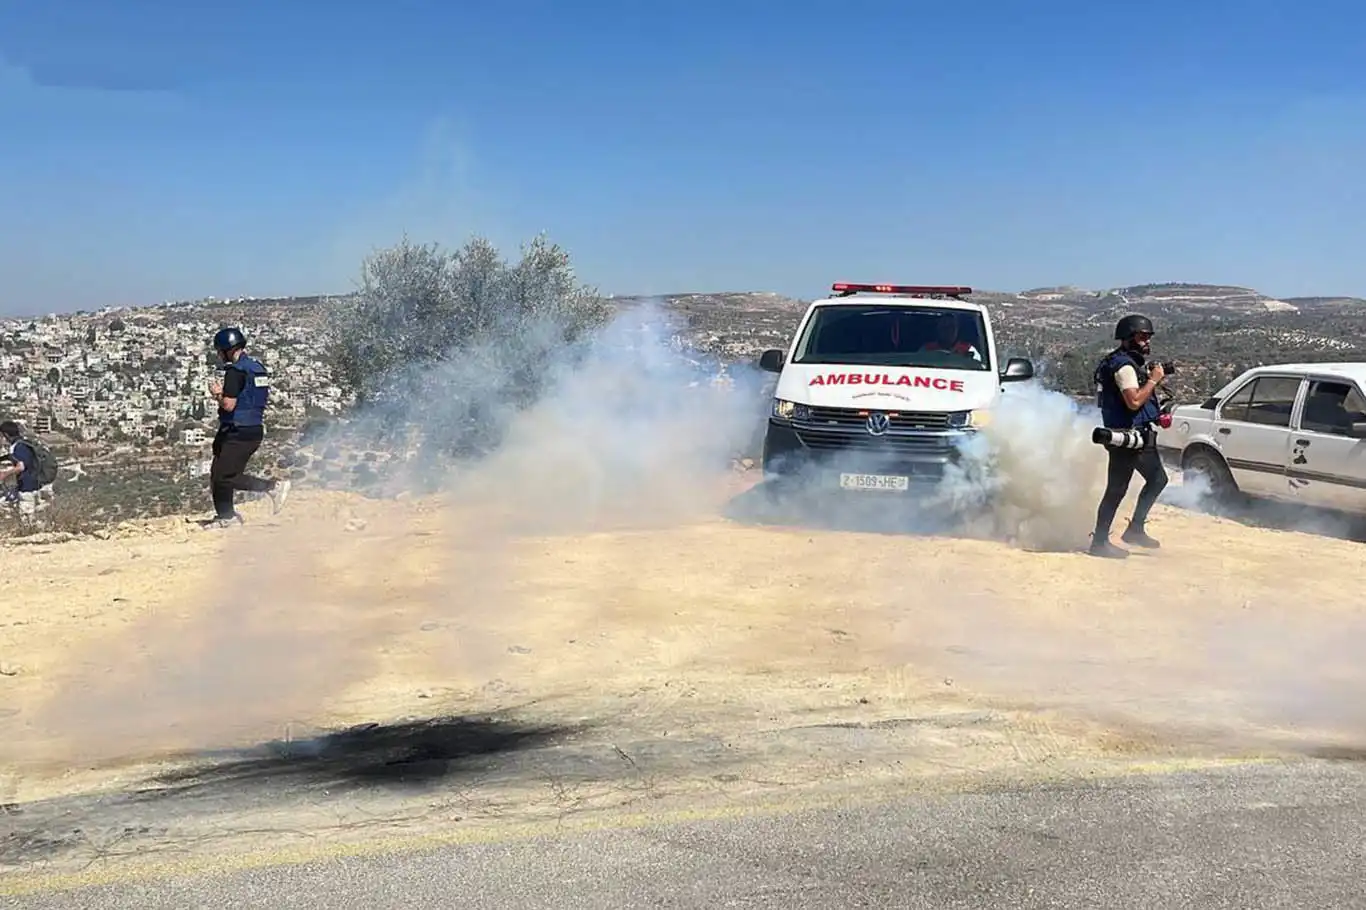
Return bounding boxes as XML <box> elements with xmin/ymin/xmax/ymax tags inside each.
<box><xmin>3</xmin><ymin>468</ymin><xmax>1364</xmax><ymax>820</ymax></box>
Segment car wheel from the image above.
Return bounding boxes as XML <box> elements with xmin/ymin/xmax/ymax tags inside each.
<box><xmin>1184</xmin><ymin>448</ymin><xmax>1238</xmax><ymax>506</ymax></box>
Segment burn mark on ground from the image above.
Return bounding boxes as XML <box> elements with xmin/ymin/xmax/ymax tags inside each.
<box><xmin>0</xmin><ymin>712</ymin><xmax>587</xmax><ymax>868</ymax></box>
<box><xmin>0</xmin><ymin>712</ymin><xmax>770</xmax><ymax>871</ymax></box>
<box><xmin>1300</xmin><ymin>744</ymin><xmax>1366</xmax><ymax>762</ymax></box>
<box><xmin>151</xmin><ymin>713</ymin><xmax>580</xmax><ymax>793</ymax></box>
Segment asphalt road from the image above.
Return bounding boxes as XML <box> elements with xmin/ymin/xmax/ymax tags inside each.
<box><xmin>8</xmin><ymin>760</ymin><xmax>1365</xmax><ymax>909</ymax></box>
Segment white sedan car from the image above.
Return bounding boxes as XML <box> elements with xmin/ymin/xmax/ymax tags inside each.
<box><xmin>1156</xmin><ymin>362</ymin><xmax>1366</xmax><ymax>511</ymax></box>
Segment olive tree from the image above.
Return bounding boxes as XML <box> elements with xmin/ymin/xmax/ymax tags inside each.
<box><xmin>321</xmin><ymin>233</ymin><xmax>613</xmax><ymax>459</ymax></box>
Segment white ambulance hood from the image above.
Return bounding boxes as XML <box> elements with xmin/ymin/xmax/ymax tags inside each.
<box><xmin>775</xmin><ymin>362</ymin><xmax>1000</xmax><ymax>411</ymax></box>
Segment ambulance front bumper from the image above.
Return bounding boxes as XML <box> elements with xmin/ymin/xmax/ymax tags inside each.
<box><xmin>761</xmin><ymin>413</ymin><xmax>975</xmax><ymax>492</ymax></box>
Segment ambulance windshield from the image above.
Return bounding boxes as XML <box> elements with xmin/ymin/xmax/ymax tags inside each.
<box><xmin>791</xmin><ymin>305</ymin><xmax>991</xmax><ymax>371</ymax></box>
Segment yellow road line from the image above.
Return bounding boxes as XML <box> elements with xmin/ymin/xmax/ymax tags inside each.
<box><xmin>0</xmin><ymin>755</ymin><xmax>1282</xmax><ymax>897</ymax></box>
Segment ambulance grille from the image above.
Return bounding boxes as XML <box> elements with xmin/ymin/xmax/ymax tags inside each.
<box><xmin>801</xmin><ymin>406</ymin><xmax>954</xmax><ymax>431</ymax></box>
<box><xmin>791</xmin><ymin>406</ymin><xmax>960</xmax><ymax>454</ymax></box>
<box><xmin>795</xmin><ymin>428</ymin><xmax>954</xmax><ymax>454</ymax></box>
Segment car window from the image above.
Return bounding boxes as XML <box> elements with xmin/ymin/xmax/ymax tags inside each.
<box><xmin>1244</xmin><ymin>376</ymin><xmax>1302</xmax><ymax>427</ymax></box>
<box><xmin>1217</xmin><ymin>380</ymin><xmax>1256</xmax><ymax>422</ymax></box>
<box><xmin>1300</xmin><ymin>380</ymin><xmax>1366</xmax><ymax>436</ymax></box>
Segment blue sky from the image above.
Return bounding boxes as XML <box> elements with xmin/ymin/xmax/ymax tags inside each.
<box><xmin>1</xmin><ymin>0</ymin><xmax>1362</xmax><ymax>316</ymax></box>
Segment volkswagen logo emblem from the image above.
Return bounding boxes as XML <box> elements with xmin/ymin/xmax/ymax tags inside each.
<box><xmin>866</xmin><ymin>412</ymin><xmax>890</xmax><ymax>436</ymax></box>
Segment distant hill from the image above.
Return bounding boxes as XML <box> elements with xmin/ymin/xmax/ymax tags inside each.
<box><xmin>971</xmin><ymin>281</ymin><xmax>1358</xmax><ymax>324</ymax></box>
<box><xmin>56</xmin><ymin>281</ymin><xmax>1366</xmax><ymax>404</ymax></box>
<box><xmin>965</xmin><ymin>283</ymin><xmax>1366</xmax><ymax>401</ymax></box>
<box><xmin>608</xmin><ymin>283</ymin><xmax>1366</xmax><ymax>404</ymax></box>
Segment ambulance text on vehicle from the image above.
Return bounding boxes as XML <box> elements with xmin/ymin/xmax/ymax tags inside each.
<box><xmin>757</xmin><ymin>282</ymin><xmax>1035</xmax><ymax>493</ymax></box>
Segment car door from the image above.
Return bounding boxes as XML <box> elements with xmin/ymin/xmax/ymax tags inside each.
<box><xmin>1285</xmin><ymin>377</ymin><xmax>1366</xmax><ymax>513</ymax></box>
<box><xmin>1211</xmin><ymin>374</ymin><xmax>1303</xmax><ymax>500</ymax></box>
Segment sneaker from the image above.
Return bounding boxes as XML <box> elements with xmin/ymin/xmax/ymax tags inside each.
<box><xmin>269</xmin><ymin>479</ymin><xmax>292</xmax><ymax>515</ymax></box>
<box><xmin>1121</xmin><ymin>524</ymin><xmax>1161</xmax><ymax>549</ymax></box>
<box><xmin>203</xmin><ymin>513</ymin><xmax>245</xmax><ymax>530</ymax></box>
<box><xmin>1088</xmin><ymin>537</ymin><xmax>1129</xmax><ymax>559</ymax></box>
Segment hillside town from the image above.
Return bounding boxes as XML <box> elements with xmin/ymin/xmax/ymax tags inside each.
<box><xmin>3</xmin><ymin>281</ymin><xmax>1365</xmax><ymax>533</ymax></box>
<box><xmin>0</xmin><ymin>299</ymin><xmax>348</xmax><ymax>450</ymax></box>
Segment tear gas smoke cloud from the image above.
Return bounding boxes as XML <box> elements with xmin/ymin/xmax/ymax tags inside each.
<box><xmin>16</xmin><ymin>284</ymin><xmax>1365</xmax><ymax>776</ymax></box>
<box><xmin>882</xmin><ymin>575</ymin><xmax>1366</xmax><ymax>756</ymax></box>
<box><xmin>444</xmin><ymin>301</ymin><xmax>773</xmax><ymax>531</ymax></box>
<box><xmin>9</xmin><ymin>298</ymin><xmax>774</xmax><ymax>767</ymax></box>
<box><xmin>312</xmin><ymin>296</ymin><xmax>772</xmax><ymax>514</ymax></box>
<box><xmin>750</xmin><ymin>378</ymin><xmax>1115</xmax><ymax>551</ymax></box>
<box><xmin>8</xmin><ymin>523</ymin><xmax>401</xmax><ymax>768</ymax></box>
<box><xmin>939</xmin><ymin>381</ymin><xmax>1110</xmax><ymax>550</ymax></box>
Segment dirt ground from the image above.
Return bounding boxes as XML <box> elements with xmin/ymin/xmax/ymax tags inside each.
<box><xmin>2</xmin><ymin>470</ymin><xmax>1364</xmax><ymax>858</ymax></box>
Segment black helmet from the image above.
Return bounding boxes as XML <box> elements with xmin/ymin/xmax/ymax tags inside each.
<box><xmin>1114</xmin><ymin>314</ymin><xmax>1154</xmax><ymax>341</ymax></box>
<box><xmin>213</xmin><ymin>327</ymin><xmax>246</xmax><ymax>352</ymax></box>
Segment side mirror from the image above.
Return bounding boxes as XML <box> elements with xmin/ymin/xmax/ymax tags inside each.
<box><xmin>759</xmin><ymin>349</ymin><xmax>786</xmax><ymax>373</ymax></box>
<box><xmin>1000</xmin><ymin>357</ymin><xmax>1034</xmax><ymax>383</ymax></box>
<box><xmin>1348</xmin><ymin>421</ymin><xmax>1366</xmax><ymax>439</ymax></box>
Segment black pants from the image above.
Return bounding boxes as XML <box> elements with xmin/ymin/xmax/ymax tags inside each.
<box><xmin>1093</xmin><ymin>437</ymin><xmax>1169</xmax><ymax>539</ymax></box>
<box><xmin>211</xmin><ymin>426</ymin><xmax>274</xmax><ymax>519</ymax></box>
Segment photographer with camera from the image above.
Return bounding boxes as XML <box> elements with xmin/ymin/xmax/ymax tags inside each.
<box><xmin>1088</xmin><ymin>314</ymin><xmax>1171</xmax><ymax>558</ymax></box>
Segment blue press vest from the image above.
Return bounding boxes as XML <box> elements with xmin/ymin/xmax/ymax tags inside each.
<box><xmin>1095</xmin><ymin>349</ymin><xmax>1160</xmax><ymax>430</ymax></box>
<box><xmin>220</xmin><ymin>355</ymin><xmax>270</xmax><ymax>429</ymax></box>
<box><xmin>10</xmin><ymin>440</ymin><xmax>39</xmax><ymax>492</ymax></box>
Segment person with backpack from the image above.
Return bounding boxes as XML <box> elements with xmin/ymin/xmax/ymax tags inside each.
<box><xmin>0</xmin><ymin>420</ymin><xmax>58</xmax><ymax>525</ymax></box>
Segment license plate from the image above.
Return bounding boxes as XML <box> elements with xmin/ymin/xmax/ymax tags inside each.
<box><xmin>839</xmin><ymin>472</ymin><xmax>910</xmax><ymax>492</ymax></box>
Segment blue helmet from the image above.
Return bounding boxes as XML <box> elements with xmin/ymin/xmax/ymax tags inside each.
<box><xmin>213</xmin><ymin>326</ymin><xmax>246</xmax><ymax>353</ymax></box>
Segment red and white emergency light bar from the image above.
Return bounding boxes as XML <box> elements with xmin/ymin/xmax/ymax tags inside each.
<box><xmin>830</xmin><ymin>282</ymin><xmax>972</xmax><ymax>298</ymax></box>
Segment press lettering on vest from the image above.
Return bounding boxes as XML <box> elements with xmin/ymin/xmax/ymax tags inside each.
<box><xmin>808</xmin><ymin>373</ymin><xmax>965</xmax><ymax>392</ymax></box>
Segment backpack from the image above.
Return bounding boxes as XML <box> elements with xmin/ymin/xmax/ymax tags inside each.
<box><xmin>21</xmin><ymin>436</ymin><xmax>59</xmax><ymax>487</ymax></box>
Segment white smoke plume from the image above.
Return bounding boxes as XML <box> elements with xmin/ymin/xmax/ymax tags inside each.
<box><xmin>441</xmin><ymin>300</ymin><xmax>772</xmax><ymax>532</ymax></box>
<box><xmin>740</xmin><ymin>375</ymin><xmax>1115</xmax><ymax>553</ymax></box>
<box><xmin>10</xmin><ymin>297</ymin><xmax>774</xmax><ymax>769</ymax></box>
<box><xmin>937</xmin><ymin>380</ymin><xmax>1110</xmax><ymax>550</ymax></box>
<box><xmin>30</xmin><ymin>287</ymin><xmax>1336</xmax><ymax>774</ymax></box>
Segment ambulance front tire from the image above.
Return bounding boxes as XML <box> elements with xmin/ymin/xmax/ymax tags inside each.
<box><xmin>760</xmin><ymin>422</ymin><xmax>811</xmax><ymax>498</ymax></box>
<box><xmin>762</xmin><ymin>474</ymin><xmax>797</xmax><ymax>498</ymax></box>
<box><xmin>760</xmin><ymin>456</ymin><xmax>802</xmax><ymax>498</ymax></box>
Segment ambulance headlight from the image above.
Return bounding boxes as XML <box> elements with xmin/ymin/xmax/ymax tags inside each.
<box><xmin>948</xmin><ymin>409</ymin><xmax>993</xmax><ymax>429</ymax></box>
<box><xmin>771</xmin><ymin>399</ymin><xmax>811</xmax><ymax>421</ymax></box>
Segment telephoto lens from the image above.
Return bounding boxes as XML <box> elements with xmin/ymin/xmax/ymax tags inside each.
<box><xmin>1092</xmin><ymin>427</ymin><xmax>1147</xmax><ymax>449</ymax></box>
